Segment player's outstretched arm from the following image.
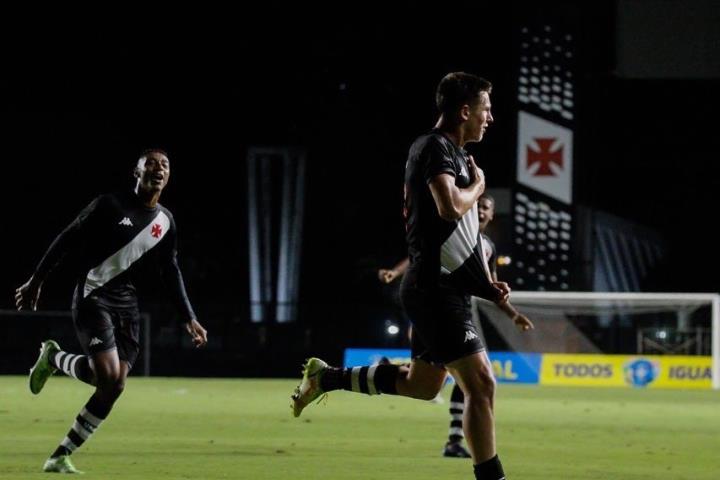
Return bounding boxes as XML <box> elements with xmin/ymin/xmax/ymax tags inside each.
<box><xmin>15</xmin><ymin>277</ymin><xmax>42</xmax><ymax>311</ymax></box>
<box><xmin>511</xmin><ymin>311</ymin><xmax>534</xmax><ymax>331</ymax></box>
<box><xmin>184</xmin><ymin>318</ymin><xmax>208</xmax><ymax>348</ymax></box>
<box><xmin>15</xmin><ymin>198</ymin><xmax>102</xmax><ymax>311</ymax></box>
<box><xmin>378</xmin><ymin>257</ymin><xmax>410</xmax><ymax>284</ymax></box>
<box><xmin>497</xmin><ymin>297</ymin><xmax>534</xmax><ymax>331</ymax></box>
<box><xmin>491</xmin><ymin>281</ymin><xmax>534</xmax><ymax>331</ymax></box>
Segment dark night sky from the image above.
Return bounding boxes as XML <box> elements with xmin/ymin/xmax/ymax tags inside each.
<box><xmin>2</xmin><ymin>2</ymin><xmax>720</xmax><ymax>316</ymax></box>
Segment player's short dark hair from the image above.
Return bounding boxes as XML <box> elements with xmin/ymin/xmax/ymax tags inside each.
<box><xmin>436</xmin><ymin>72</ymin><xmax>492</xmax><ymax>116</ymax></box>
<box><xmin>139</xmin><ymin>148</ymin><xmax>169</xmax><ymax>162</ymax></box>
<box><xmin>480</xmin><ymin>193</ymin><xmax>495</xmax><ymax>207</ymax></box>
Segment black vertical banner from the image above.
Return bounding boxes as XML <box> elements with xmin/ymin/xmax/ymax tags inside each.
<box><xmin>511</xmin><ymin>21</ymin><xmax>578</xmax><ymax>292</ymax></box>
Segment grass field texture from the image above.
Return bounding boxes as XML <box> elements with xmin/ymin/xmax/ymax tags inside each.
<box><xmin>0</xmin><ymin>376</ymin><xmax>718</xmax><ymax>479</ymax></box>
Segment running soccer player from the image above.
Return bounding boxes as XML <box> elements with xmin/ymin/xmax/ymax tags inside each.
<box><xmin>378</xmin><ymin>194</ymin><xmax>533</xmax><ymax>459</ymax></box>
<box><xmin>15</xmin><ymin>149</ymin><xmax>208</xmax><ymax>474</ymax></box>
<box><xmin>292</xmin><ymin>73</ymin><xmax>532</xmax><ymax>480</ymax></box>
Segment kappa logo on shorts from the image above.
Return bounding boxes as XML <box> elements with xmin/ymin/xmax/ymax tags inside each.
<box><xmin>464</xmin><ymin>330</ymin><xmax>478</xmax><ymax>342</ymax></box>
<box><xmin>89</xmin><ymin>337</ymin><xmax>104</xmax><ymax>347</ymax></box>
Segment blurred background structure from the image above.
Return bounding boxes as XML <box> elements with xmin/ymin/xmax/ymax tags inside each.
<box><xmin>1</xmin><ymin>1</ymin><xmax>719</xmax><ymax>378</ymax></box>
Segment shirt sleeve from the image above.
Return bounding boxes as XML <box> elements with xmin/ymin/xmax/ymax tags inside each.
<box><xmin>422</xmin><ymin>136</ymin><xmax>457</xmax><ymax>184</ymax></box>
<box><xmin>488</xmin><ymin>239</ymin><xmax>498</xmax><ymax>280</ymax></box>
<box><xmin>159</xmin><ymin>215</ymin><xmax>197</xmax><ymax>324</ymax></box>
<box><xmin>33</xmin><ymin>196</ymin><xmax>103</xmax><ymax>282</ymax></box>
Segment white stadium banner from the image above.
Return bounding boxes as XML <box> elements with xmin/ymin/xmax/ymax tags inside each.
<box><xmin>516</xmin><ymin>111</ymin><xmax>573</xmax><ymax>204</ymax></box>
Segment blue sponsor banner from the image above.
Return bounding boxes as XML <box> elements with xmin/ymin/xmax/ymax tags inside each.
<box><xmin>344</xmin><ymin>348</ymin><xmax>412</xmax><ymax>368</ymax></box>
<box><xmin>489</xmin><ymin>352</ymin><xmax>541</xmax><ymax>384</ymax></box>
<box><xmin>343</xmin><ymin>349</ymin><xmax>541</xmax><ymax>385</ymax></box>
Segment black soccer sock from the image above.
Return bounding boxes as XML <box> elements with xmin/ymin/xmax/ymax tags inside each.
<box><xmin>50</xmin><ymin>395</ymin><xmax>110</xmax><ymax>458</ymax></box>
<box><xmin>320</xmin><ymin>364</ymin><xmax>400</xmax><ymax>395</ymax></box>
<box><xmin>448</xmin><ymin>383</ymin><xmax>465</xmax><ymax>443</ymax></box>
<box><xmin>51</xmin><ymin>351</ymin><xmax>95</xmax><ymax>386</ymax></box>
<box><xmin>473</xmin><ymin>455</ymin><xmax>505</xmax><ymax>480</ymax></box>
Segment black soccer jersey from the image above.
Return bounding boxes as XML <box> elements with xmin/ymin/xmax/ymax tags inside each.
<box><xmin>33</xmin><ymin>191</ymin><xmax>196</xmax><ymax>322</ymax></box>
<box><xmin>481</xmin><ymin>232</ymin><xmax>498</xmax><ymax>281</ymax></box>
<box><xmin>403</xmin><ymin>129</ymin><xmax>500</xmax><ymax>302</ymax></box>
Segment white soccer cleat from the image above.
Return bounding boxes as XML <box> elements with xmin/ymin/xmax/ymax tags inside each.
<box><xmin>291</xmin><ymin>357</ymin><xmax>328</xmax><ymax>418</ymax></box>
<box><xmin>43</xmin><ymin>455</ymin><xmax>83</xmax><ymax>474</ymax></box>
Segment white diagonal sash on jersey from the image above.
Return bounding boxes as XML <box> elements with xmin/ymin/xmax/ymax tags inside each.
<box><xmin>440</xmin><ymin>203</ymin><xmax>493</xmax><ymax>280</ymax></box>
<box><xmin>83</xmin><ymin>211</ymin><xmax>170</xmax><ymax>297</ymax></box>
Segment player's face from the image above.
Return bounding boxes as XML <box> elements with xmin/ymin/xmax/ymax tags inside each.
<box><xmin>466</xmin><ymin>91</ymin><xmax>493</xmax><ymax>143</ymax></box>
<box><xmin>135</xmin><ymin>152</ymin><xmax>170</xmax><ymax>194</ymax></box>
<box><xmin>477</xmin><ymin>197</ymin><xmax>495</xmax><ymax>230</ymax></box>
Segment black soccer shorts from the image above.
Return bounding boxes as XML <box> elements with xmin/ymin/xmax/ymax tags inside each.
<box><xmin>72</xmin><ymin>296</ymin><xmax>141</xmax><ymax>368</ymax></box>
<box><xmin>400</xmin><ymin>280</ymin><xmax>486</xmax><ymax>366</ymax></box>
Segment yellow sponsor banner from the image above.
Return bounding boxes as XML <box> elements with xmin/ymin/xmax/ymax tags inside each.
<box><xmin>542</xmin><ymin>354</ymin><xmax>625</xmax><ymax>387</ymax></box>
<box><xmin>540</xmin><ymin>354</ymin><xmax>712</xmax><ymax>389</ymax></box>
<box><xmin>650</xmin><ymin>356</ymin><xmax>712</xmax><ymax>389</ymax></box>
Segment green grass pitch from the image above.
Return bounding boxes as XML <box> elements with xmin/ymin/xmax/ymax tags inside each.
<box><xmin>0</xmin><ymin>376</ymin><xmax>718</xmax><ymax>479</ymax></box>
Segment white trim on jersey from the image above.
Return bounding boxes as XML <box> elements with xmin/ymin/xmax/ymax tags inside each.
<box><xmin>440</xmin><ymin>204</ymin><xmax>479</xmax><ymax>274</ymax></box>
<box><xmin>83</xmin><ymin>211</ymin><xmax>171</xmax><ymax>297</ymax></box>
<box><xmin>439</xmin><ymin>204</ymin><xmax>493</xmax><ymax>280</ymax></box>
